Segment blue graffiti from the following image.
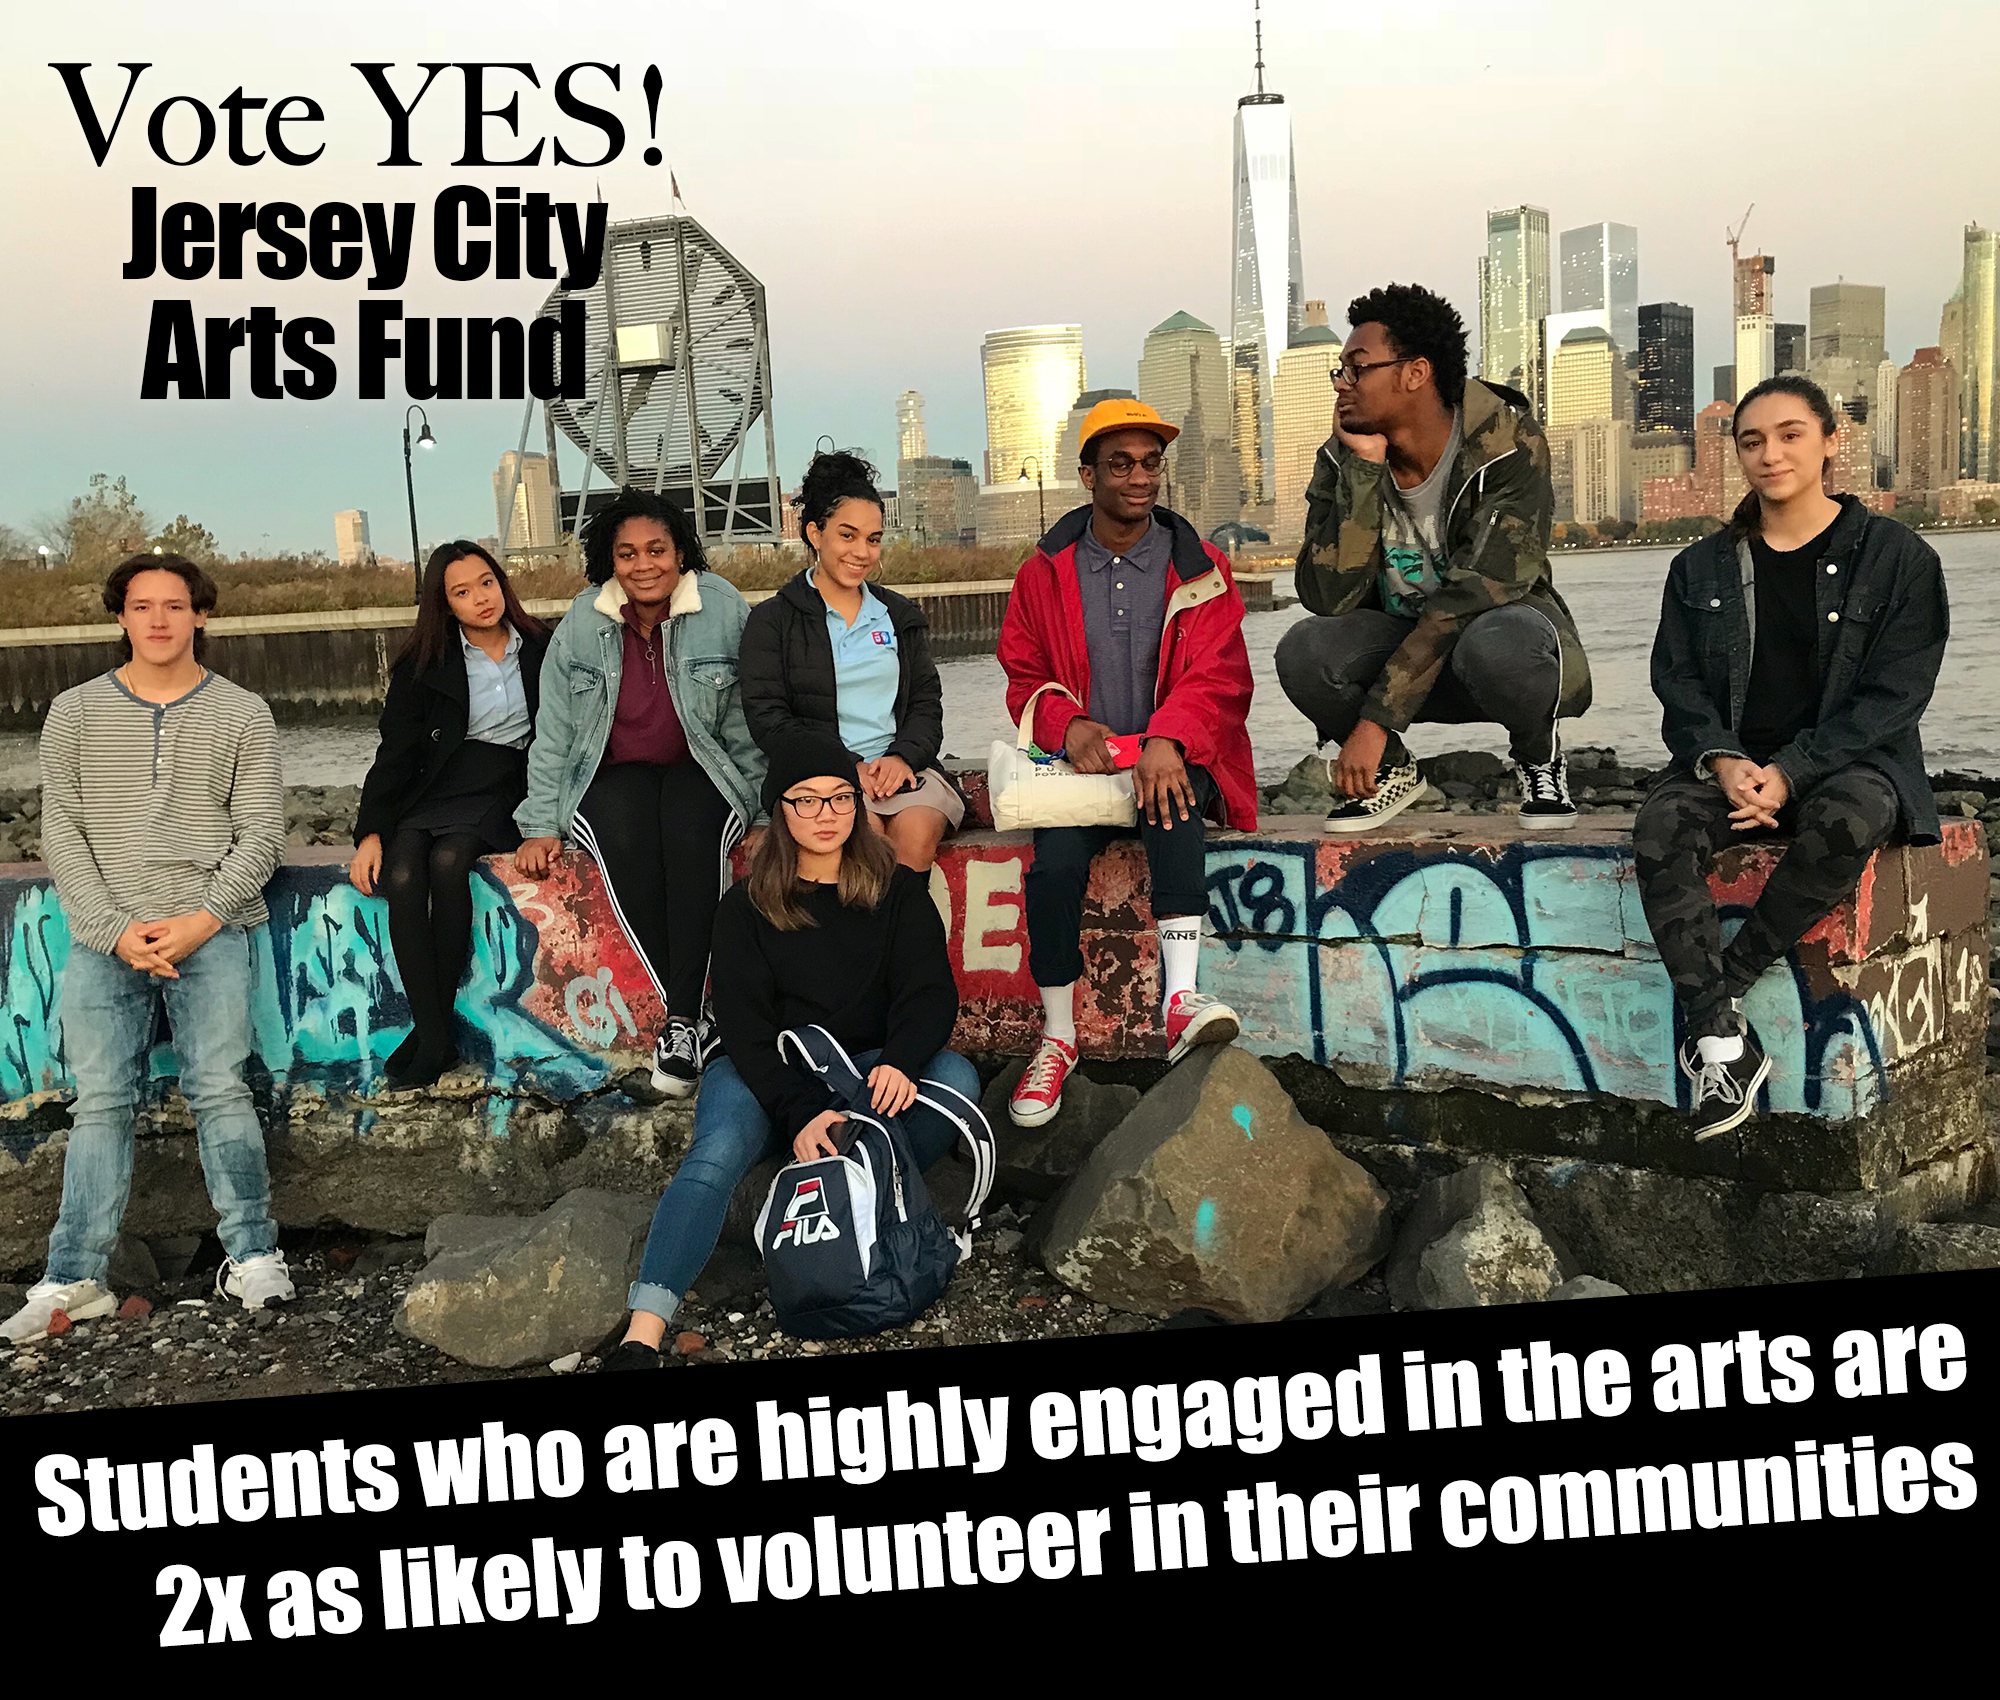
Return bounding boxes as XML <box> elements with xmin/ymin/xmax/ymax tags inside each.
<box><xmin>0</xmin><ymin>862</ymin><xmax>612</xmax><ymax>1117</ymax></box>
<box><xmin>1201</xmin><ymin>839</ymin><xmax>1891</xmax><ymax>1120</ymax></box>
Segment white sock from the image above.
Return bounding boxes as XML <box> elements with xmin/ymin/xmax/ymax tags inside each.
<box><xmin>1040</xmin><ymin>983</ymin><xmax>1078</xmax><ymax>1046</ymax></box>
<box><xmin>1158</xmin><ymin>917</ymin><xmax>1203</xmax><ymax>1006</ymax></box>
<box><xmin>1697</xmin><ymin>1032</ymin><xmax>1744</xmax><ymax>1067</ymax></box>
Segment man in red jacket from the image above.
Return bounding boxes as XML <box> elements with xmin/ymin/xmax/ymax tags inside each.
<box><xmin>996</xmin><ymin>398</ymin><xmax>1258</xmax><ymax>1128</ymax></box>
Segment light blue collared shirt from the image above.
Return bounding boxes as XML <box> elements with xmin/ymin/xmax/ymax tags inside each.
<box><xmin>461</xmin><ymin>624</ymin><xmax>531</xmax><ymax>749</ymax></box>
<box><xmin>820</xmin><ymin>575</ymin><xmax>901</xmax><ymax>762</ymax></box>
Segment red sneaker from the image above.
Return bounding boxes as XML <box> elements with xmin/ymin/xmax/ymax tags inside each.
<box><xmin>1009</xmin><ymin>1035</ymin><xmax>1079</xmax><ymax>1128</ymax></box>
<box><xmin>1165</xmin><ymin>990</ymin><xmax>1240</xmax><ymax>1063</ymax></box>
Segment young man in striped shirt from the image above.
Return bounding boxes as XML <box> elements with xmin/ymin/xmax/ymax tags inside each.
<box><xmin>3</xmin><ymin>555</ymin><xmax>294</xmax><ymax>1345</ymax></box>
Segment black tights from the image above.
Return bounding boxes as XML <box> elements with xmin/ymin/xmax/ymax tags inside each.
<box><xmin>383</xmin><ymin>828</ymin><xmax>486</xmax><ymax>1061</ymax></box>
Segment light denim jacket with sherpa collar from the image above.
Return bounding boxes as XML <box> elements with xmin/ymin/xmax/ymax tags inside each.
<box><xmin>516</xmin><ymin>569</ymin><xmax>768</xmax><ymax>841</ymax></box>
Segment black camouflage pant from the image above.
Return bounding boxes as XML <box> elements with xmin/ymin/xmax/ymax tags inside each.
<box><xmin>1632</xmin><ymin>764</ymin><xmax>1900</xmax><ymax>1040</ymax></box>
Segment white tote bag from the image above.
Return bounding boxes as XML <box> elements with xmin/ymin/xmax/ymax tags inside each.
<box><xmin>987</xmin><ymin>682</ymin><xmax>1137</xmax><ymax>832</ymax></box>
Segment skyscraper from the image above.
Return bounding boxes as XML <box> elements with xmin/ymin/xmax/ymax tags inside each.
<box><xmin>980</xmin><ymin>325</ymin><xmax>1085</xmax><ymax>487</ymax></box>
<box><xmin>1229</xmin><ymin>12</ymin><xmax>1303</xmax><ymax>498</ymax></box>
<box><xmin>896</xmin><ymin>391</ymin><xmax>928</xmax><ymax>462</ymax></box>
<box><xmin>1635</xmin><ymin>302</ymin><xmax>1695</xmax><ymax>434</ymax></box>
<box><xmin>1734</xmin><ymin>252</ymin><xmax>1777</xmax><ymax>394</ymax></box>
<box><xmin>1547</xmin><ymin>327</ymin><xmax>1630</xmax><ymax>428</ymax></box>
<box><xmin>1775</xmin><ymin>322</ymin><xmax>1808</xmax><ymax>377</ymax></box>
<box><xmin>1540</xmin><ymin>308</ymin><xmax>1615</xmax><ymax>422</ymax></box>
<box><xmin>1899</xmin><ymin>346</ymin><xmax>1962</xmax><ymax>498</ymax></box>
<box><xmin>1559</xmin><ymin>222</ymin><xmax>1639</xmax><ymax>359</ymax></box>
<box><xmin>1873</xmin><ymin>356</ymin><xmax>1901</xmax><ymax>480</ymax></box>
<box><xmin>1138</xmin><ymin>310</ymin><xmax>1241</xmax><ymax>536</ymax></box>
<box><xmin>1569</xmin><ymin>417</ymin><xmax>1635</xmax><ymax>524</ymax></box>
<box><xmin>897</xmin><ymin>457</ymin><xmax>978</xmax><ymax>545</ymax></box>
<box><xmin>334</xmin><ymin>510</ymin><xmax>372</xmax><ymax>567</ymax></box>
<box><xmin>1271</xmin><ymin>325</ymin><xmax>1343</xmax><ymax>547</ymax></box>
<box><xmin>1959</xmin><ymin>223</ymin><xmax>1999</xmax><ymax>481</ymax></box>
<box><xmin>1479</xmin><ymin>205</ymin><xmax>1552</xmax><ymax>414</ymax></box>
<box><xmin>494</xmin><ymin>451</ymin><xmax>559</xmax><ymax>552</ymax></box>
<box><xmin>1809</xmin><ymin>283</ymin><xmax>1886</xmax><ymax>365</ymax></box>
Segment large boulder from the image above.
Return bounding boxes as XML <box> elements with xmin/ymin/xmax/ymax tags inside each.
<box><xmin>1387</xmin><ymin>1162</ymin><xmax>1565</xmax><ymax>1310</ymax></box>
<box><xmin>1039</xmin><ymin>1046</ymin><xmax>1390</xmax><ymax>1323</ymax></box>
<box><xmin>982</xmin><ymin>1060</ymin><xmax>1141</xmax><ymax>1203</ymax></box>
<box><xmin>394</xmin><ymin>1188</ymin><xmax>656</xmax><ymax>1368</ymax></box>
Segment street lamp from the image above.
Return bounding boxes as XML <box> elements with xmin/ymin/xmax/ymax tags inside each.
<box><xmin>402</xmin><ymin>404</ymin><xmax>436</xmax><ymax>604</ymax></box>
<box><xmin>1018</xmin><ymin>457</ymin><xmax>1045</xmax><ymax>537</ymax></box>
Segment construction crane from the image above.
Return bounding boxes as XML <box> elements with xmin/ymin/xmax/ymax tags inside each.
<box><xmin>1726</xmin><ymin>204</ymin><xmax>1755</xmax><ymax>266</ymax></box>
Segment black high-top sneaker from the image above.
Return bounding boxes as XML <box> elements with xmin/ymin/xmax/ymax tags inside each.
<box><xmin>650</xmin><ymin>1017</ymin><xmax>702</xmax><ymax>1097</ymax></box>
<box><xmin>1323</xmin><ymin>755</ymin><xmax>1424</xmax><ymax>835</ymax></box>
<box><xmin>1517</xmin><ymin>750</ymin><xmax>1578</xmax><ymax>830</ymax></box>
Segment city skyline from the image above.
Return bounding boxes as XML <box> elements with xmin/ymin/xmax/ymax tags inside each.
<box><xmin>3</xmin><ymin>0</ymin><xmax>1993</xmax><ymax>554</ymax></box>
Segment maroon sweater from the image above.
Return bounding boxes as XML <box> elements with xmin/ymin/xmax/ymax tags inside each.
<box><xmin>605</xmin><ymin>603</ymin><xmax>691</xmax><ymax>766</ymax></box>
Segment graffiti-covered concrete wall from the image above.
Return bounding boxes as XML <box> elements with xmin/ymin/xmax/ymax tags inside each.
<box><xmin>0</xmin><ymin>815</ymin><xmax>1986</xmax><ymax>1197</ymax></box>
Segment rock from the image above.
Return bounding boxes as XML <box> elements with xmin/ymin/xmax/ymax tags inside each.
<box><xmin>1102</xmin><ymin>1313</ymin><xmax>1151</xmax><ymax>1334</ymax></box>
<box><xmin>688</xmin><ymin>1242</ymin><xmax>765</xmax><ymax>1307</ymax></box>
<box><xmin>674</xmin><ymin>1331</ymin><xmax>707</xmax><ymax>1356</ymax></box>
<box><xmin>393</xmin><ymin>1189</ymin><xmax>657</xmax><ymax>1369</ymax></box>
<box><xmin>548</xmin><ymin>1352</ymin><xmax>583</xmax><ymax>1374</ymax></box>
<box><xmin>107</xmin><ymin>1234</ymin><xmax>159</xmax><ymax>1292</ymax></box>
<box><xmin>1548</xmin><ymin>1276</ymin><xmax>1629</xmax><ymax>1301</ymax></box>
<box><xmin>1039</xmin><ymin>1046</ymin><xmax>1391</xmax><ymax>1324</ymax></box>
<box><xmin>1882</xmin><ymin>1221</ymin><xmax>2000</xmax><ymax>1275</ymax></box>
<box><xmin>1388</xmin><ymin>1162</ymin><xmax>1564</xmax><ymax>1310</ymax></box>
<box><xmin>352</xmin><ymin>1238</ymin><xmax>428</xmax><ymax>1277</ymax></box>
<box><xmin>1297</xmin><ymin>1285</ymin><xmax>1392</xmax><ymax>1320</ymax></box>
<box><xmin>1419</xmin><ymin>750</ymin><xmax>1508</xmax><ymax>786</ymax></box>
<box><xmin>116</xmin><ymin>1295</ymin><xmax>154</xmax><ymax>1320</ymax></box>
<box><xmin>981</xmin><ymin>1061</ymin><xmax>1141</xmax><ymax>1202</ymax></box>
<box><xmin>1270</xmin><ymin>752</ymin><xmax>1338</xmax><ymax>815</ymax></box>
<box><xmin>45</xmin><ymin>1309</ymin><xmax>72</xmax><ymax>1336</ymax></box>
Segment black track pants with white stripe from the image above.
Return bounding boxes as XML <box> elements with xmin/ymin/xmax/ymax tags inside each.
<box><xmin>570</xmin><ymin>759</ymin><xmax>739</xmax><ymax>1021</ymax></box>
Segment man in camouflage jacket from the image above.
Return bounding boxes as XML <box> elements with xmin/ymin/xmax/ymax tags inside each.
<box><xmin>1277</xmin><ymin>283</ymin><xmax>1593</xmax><ymax>832</ymax></box>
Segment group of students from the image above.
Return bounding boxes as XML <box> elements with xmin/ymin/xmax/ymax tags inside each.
<box><xmin>2</xmin><ymin>278</ymin><xmax>1949</xmax><ymax>1356</ymax></box>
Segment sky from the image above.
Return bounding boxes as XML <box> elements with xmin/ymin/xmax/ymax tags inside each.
<box><xmin>1</xmin><ymin>0</ymin><xmax>1991</xmax><ymax>557</ymax></box>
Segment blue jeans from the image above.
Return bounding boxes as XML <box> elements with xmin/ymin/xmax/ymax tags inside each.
<box><xmin>629</xmin><ymin>1047</ymin><xmax>981</xmax><ymax>1322</ymax></box>
<box><xmin>46</xmin><ymin>929</ymin><xmax>278</xmax><ymax>1285</ymax></box>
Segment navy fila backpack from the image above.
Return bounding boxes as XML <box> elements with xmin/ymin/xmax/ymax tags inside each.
<box><xmin>755</xmin><ymin>1026</ymin><xmax>996</xmax><ymax>1340</ymax></box>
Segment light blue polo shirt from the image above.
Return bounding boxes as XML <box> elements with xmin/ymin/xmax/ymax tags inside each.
<box><xmin>461</xmin><ymin>624</ymin><xmax>531</xmax><ymax>748</ymax></box>
<box><xmin>820</xmin><ymin>575</ymin><xmax>900</xmax><ymax>761</ymax></box>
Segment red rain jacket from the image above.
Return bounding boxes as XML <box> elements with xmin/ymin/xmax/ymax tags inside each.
<box><xmin>998</xmin><ymin>505</ymin><xmax>1258</xmax><ymax>832</ymax></box>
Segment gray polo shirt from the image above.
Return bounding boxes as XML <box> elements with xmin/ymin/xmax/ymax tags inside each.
<box><xmin>1074</xmin><ymin>517</ymin><xmax>1171</xmax><ymax>736</ymax></box>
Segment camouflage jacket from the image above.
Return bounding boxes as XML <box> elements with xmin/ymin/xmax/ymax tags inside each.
<box><xmin>1296</xmin><ymin>378</ymin><xmax>1592</xmax><ymax>732</ymax></box>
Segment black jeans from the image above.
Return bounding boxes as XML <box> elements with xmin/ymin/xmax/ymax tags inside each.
<box><xmin>382</xmin><ymin>829</ymin><xmax>485</xmax><ymax>1061</ymax></box>
<box><xmin>1024</xmin><ymin>764</ymin><xmax>1219</xmax><ymax>988</ymax></box>
<box><xmin>1632</xmin><ymin>764</ymin><xmax>1900</xmax><ymax>1040</ymax></box>
<box><xmin>1275</xmin><ymin>605</ymin><xmax>1563</xmax><ymax>765</ymax></box>
<box><xmin>570</xmin><ymin>761</ymin><xmax>737</xmax><ymax>1021</ymax></box>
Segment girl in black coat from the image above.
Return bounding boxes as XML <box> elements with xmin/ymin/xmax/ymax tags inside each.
<box><xmin>350</xmin><ymin>542</ymin><xmax>549</xmax><ymax>1087</ymax></box>
<box><xmin>739</xmin><ymin>451</ymin><xmax>964</xmax><ymax>871</ymax></box>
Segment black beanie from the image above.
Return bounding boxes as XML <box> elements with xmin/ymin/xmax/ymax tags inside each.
<box><xmin>761</xmin><ymin>728</ymin><xmax>863</xmax><ymax>815</ymax></box>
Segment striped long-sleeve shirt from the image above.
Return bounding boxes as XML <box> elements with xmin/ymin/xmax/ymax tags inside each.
<box><xmin>39</xmin><ymin>671</ymin><xmax>286</xmax><ymax>955</ymax></box>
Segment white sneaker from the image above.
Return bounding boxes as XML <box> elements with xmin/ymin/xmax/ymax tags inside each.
<box><xmin>2</xmin><ymin>1278</ymin><xmax>117</xmax><ymax>1344</ymax></box>
<box><xmin>217</xmin><ymin>1250</ymin><xmax>294</xmax><ymax>1311</ymax></box>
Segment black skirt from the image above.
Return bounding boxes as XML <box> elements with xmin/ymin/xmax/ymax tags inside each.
<box><xmin>396</xmin><ymin>739</ymin><xmax>530</xmax><ymax>852</ymax></box>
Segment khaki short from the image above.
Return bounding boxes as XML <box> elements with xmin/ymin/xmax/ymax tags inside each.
<box><xmin>865</xmin><ymin>765</ymin><xmax>966</xmax><ymax>831</ymax></box>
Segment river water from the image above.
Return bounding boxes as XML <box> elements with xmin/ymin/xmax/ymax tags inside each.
<box><xmin>6</xmin><ymin>531</ymin><xmax>1998</xmax><ymax>789</ymax></box>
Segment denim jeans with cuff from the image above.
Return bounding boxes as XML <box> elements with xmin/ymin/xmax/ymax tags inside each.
<box><xmin>46</xmin><ymin>927</ymin><xmax>278</xmax><ymax>1286</ymax></box>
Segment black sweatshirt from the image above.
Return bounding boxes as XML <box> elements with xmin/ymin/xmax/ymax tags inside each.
<box><xmin>710</xmin><ymin>865</ymin><xmax>960</xmax><ymax>1138</ymax></box>
<box><xmin>1737</xmin><ymin>517</ymin><xmax>1836</xmax><ymax>758</ymax></box>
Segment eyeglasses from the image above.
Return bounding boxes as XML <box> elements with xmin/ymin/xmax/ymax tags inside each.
<box><xmin>1330</xmin><ymin>356</ymin><xmax>1412</xmax><ymax>389</ymax></box>
<box><xmin>1100</xmin><ymin>451</ymin><xmax>1166</xmax><ymax>477</ymax></box>
<box><xmin>781</xmin><ymin>790</ymin><xmax>860</xmax><ymax>818</ymax></box>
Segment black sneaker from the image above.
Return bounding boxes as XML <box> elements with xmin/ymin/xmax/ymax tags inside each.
<box><xmin>1323</xmin><ymin>757</ymin><xmax>1424</xmax><ymax>835</ymax></box>
<box><xmin>1517</xmin><ymin>752</ymin><xmax>1577</xmax><ymax>830</ymax></box>
<box><xmin>695</xmin><ymin>1007</ymin><xmax>723</xmax><ymax>1069</ymax></box>
<box><xmin>1683</xmin><ymin>1030</ymin><xmax>1771</xmax><ymax>1141</ymax></box>
<box><xmin>599</xmin><ymin>1340</ymin><xmax>662</xmax><ymax>1372</ymax></box>
<box><xmin>650</xmin><ymin>1018</ymin><xmax>701</xmax><ymax>1098</ymax></box>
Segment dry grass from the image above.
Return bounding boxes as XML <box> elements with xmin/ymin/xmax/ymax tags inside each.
<box><xmin>0</xmin><ymin>544</ymin><xmax>1024</xmax><ymax>630</ymax></box>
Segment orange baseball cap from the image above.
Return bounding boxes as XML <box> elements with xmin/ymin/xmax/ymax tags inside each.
<box><xmin>1078</xmin><ymin>398</ymin><xmax>1180</xmax><ymax>455</ymax></box>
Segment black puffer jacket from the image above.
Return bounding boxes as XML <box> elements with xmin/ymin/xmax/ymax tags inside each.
<box><xmin>738</xmin><ymin>570</ymin><xmax>946</xmax><ymax>772</ymax></box>
<box><xmin>1652</xmin><ymin>495</ymin><xmax>1948</xmax><ymax>843</ymax></box>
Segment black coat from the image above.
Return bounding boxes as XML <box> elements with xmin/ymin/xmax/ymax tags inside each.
<box><xmin>354</xmin><ymin>626</ymin><xmax>549</xmax><ymax>843</ymax></box>
<box><xmin>738</xmin><ymin>571</ymin><xmax>945</xmax><ymax>773</ymax></box>
<box><xmin>1651</xmin><ymin>495</ymin><xmax>1947</xmax><ymax>843</ymax></box>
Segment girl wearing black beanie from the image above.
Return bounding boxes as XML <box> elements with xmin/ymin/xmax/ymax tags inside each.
<box><xmin>602</xmin><ymin>728</ymin><xmax>979</xmax><ymax>1367</ymax></box>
